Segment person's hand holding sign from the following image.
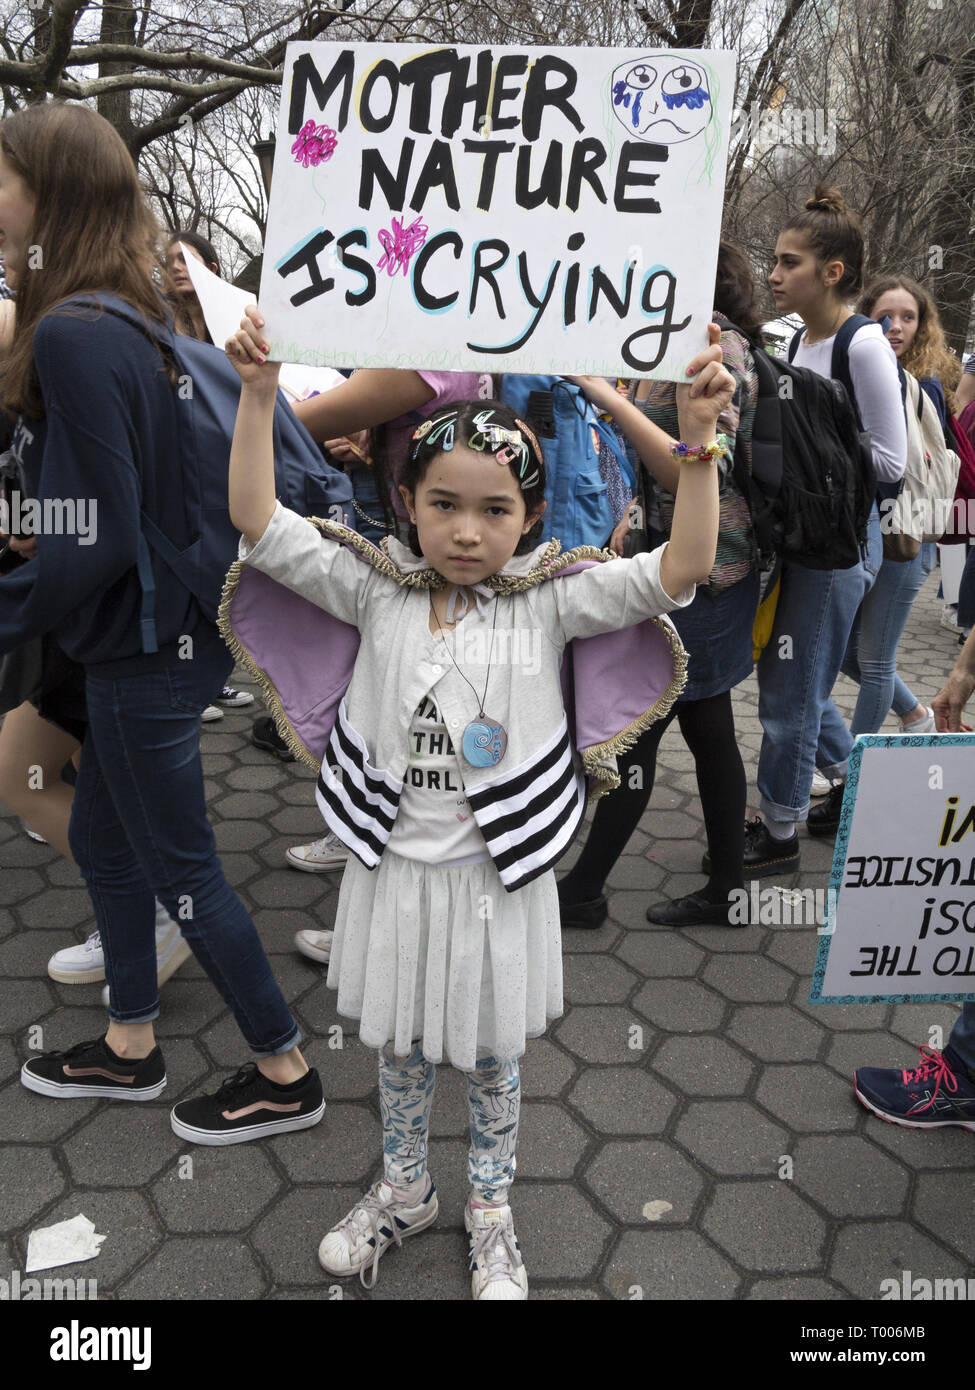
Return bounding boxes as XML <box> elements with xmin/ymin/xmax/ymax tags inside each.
<box><xmin>226</xmin><ymin>305</ymin><xmax>280</xmax><ymax>547</ymax></box>
<box><xmin>932</xmin><ymin>629</ymin><xmax>975</xmax><ymax>732</ymax></box>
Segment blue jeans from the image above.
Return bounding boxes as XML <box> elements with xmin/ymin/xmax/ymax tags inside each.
<box><xmin>68</xmin><ymin>631</ymin><xmax>301</xmax><ymax>1056</ymax></box>
<box><xmin>756</xmin><ymin>508</ymin><xmax>882</xmax><ymax>823</ymax></box>
<box><xmin>949</xmin><ymin>1004</ymin><xmax>975</xmax><ymax>1071</ymax></box>
<box><xmin>841</xmin><ymin>543</ymin><xmax>935</xmax><ymax>733</ymax></box>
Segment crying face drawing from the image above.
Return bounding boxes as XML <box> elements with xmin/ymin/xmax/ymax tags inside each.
<box><xmin>611</xmin><ymin>57</ymin><xmax>712</xmax><ymax>144</ymax></box>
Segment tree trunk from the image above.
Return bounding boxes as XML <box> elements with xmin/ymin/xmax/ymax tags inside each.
<box><xmin>97</xmin><ymin>0</ymin><xmax>136</xmax><ymax>151</ymax></box>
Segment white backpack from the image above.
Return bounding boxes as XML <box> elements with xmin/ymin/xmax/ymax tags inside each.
<box><xmin>886</xmin><ymin>374</ymin><xmax>960</xmax><ymax>544</ymax></box>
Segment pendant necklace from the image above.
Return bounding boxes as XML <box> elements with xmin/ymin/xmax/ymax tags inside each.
<box><xmin>430</xmin><ymin>590</ymin><xmax>508</xmax><ymax>767</ymax></box>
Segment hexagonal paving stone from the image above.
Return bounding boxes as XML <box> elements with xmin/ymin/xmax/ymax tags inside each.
<box><xmin>603</xmin><ymin>1229</ymin><xmax>739</xmax><ymax>1300</ymax></box>
<box><xmin>567</xmin><ymin>1066</ymin><xmax>677</xmax><ymax>1134</ymax></box>
<box><xmin>0</xmin><ymin>979</ymin><xmax>56</xmax><ymax>1034</ymax></box>
<box><xmin>0</xmin><ymin>868</ymin><xmax>46</xmax><ymax>906</ymax></box>
<box><xmin>155</xmin><ymin>1037</ymin><xmax>212</xmax><ymax>1103</ymax></box>
<box><xmin>0</xmin><ymin>930</ymin><xmax>74</xmax><ymax>977</ymax></box>
<box><xmin>252</xmin><ymin>1185</ymin><xmax>378</xmax><ymax>1287</ymax></box>
<box><xmin>152</xmin><ymin>980</ymin><xmax>229</xmax><ymax>1038</ymax></box>
<box><xmin>585</xmin><ymin>1140</ymin><xmax>703</xmax><ymax>1224</ymax></box>
<box><xmin>794</xmin><ymin>1135</ymin><xmax>910</xmax><ymax>1217</ymax></box>
<box><xmin>275</xmin><ymin>1103</ymin><xmax>378</xmax><ymax>1184</ymax></box>
<box><xmin>554</xmin><ymin>1006</ymin><xmax>651</xmax><ymax>1064</ymax></box>
<box><xmin>303</xmin><ymin>1034</ymin><xmax>380</xmax><ymax>1100</ymax></box>
<box><xmin>520</xmin><ymin>1036</ymin><xmax>578</xmax><ymax>1093</ymax></box>
<box><xmin>0</xmin><ymin>1076</ymin><xmax>100</xmax><ymax>1143</ymax></box>
<box><xmin>632</xmin><ymin>979</ymin><xmax>725</xmax><ymax>1032</ymax></box>
<box><xmin>701</xmin><ymin>1180</ymin><xmax>826</xmax><ymax>1271</ymax></box>
<box><xmin>702</xmin><ymin>954</ymin><xmax>794</xmax><ymax>1003</ymax></box>
<box><xmin>517</xmin><ymin>1101</ymin><xmax>590</xmax><ymax>1179</ymax></box>
<box><xmin>605</xmin><ymin>855</ymin><xmax>666</xmax><ymax>892</ymax></box>
<box><xmin>151</xmin><ymin>1144</ymin><xmax>283</xmax><ymax>1232</ymax></box>
<box><xmin>0</xmin><ymin>1144</ymin><xmax>65</xmax><ymax>1231</ymax></box>
<box><xmin>120</xmin><ymin>1235</ymin><xmax>267</xmax><ymax>1299</ymax></box>
<box><xmin>727</xmin><ymin>1004</ymin><xmax>825</xmax><ymax>1062</ymax></box>
<box><xmin>889</xmin><ymin>1002</ymin><xmax>961</xmax><ymax>1048</ymax></box>
<box><xmin>366</xmin><ymin>1231</ymin><xmax>471</xmax><ymax>1300</ymax></box>
<box><xmin>561</xmin><ymin>955</ymin><xmax>638</xmax><ymax>1005</ymax></box>
<box><xmin>747</xmin><ymin>1277</ymin><xmax>845</xmax><ymax>1299</ymax></box>
<box><xmin>225</xmin><ymin>764</ymin><xmax>292</xmax><ymax>791</ymax></box>
<box><xmin>651</xmin><ymin>1035</ymin><xmax>755</xmax><ymax>1097</ymax></box>
<box><xmin>863</xmin><ymin>1112</ymin><xmax>975</xmax><ymax>1168</ymax></box>
<box><xmin>825</xmin><ymin>1029</ymin><xmax>909</xmax><ymax>1080</ymax></box>
<box><xmin>248</xmin><ymin>872</ymin><xmax>331</xmax><ymax>909</ymax></box>
<box><xmin>755</xmin><ymin>1064</ymin><xmax>858</xmax><ymax>1132</ymax></box>
<box><xmin>18</xmin><ymin>887</ymin><xmax>94</xmax><ymax>930</ymax></box>
<box><xmin>17</xmin><ymin>1190</ymin><xmax>161</xmax><ymax>1294</ymax></box>
<box><xmin>213</xmin><ymin>819</ymin><xmax>274</xmax><ymax>852</ymax></box>
<box><xmin>682</xmin><ymin>924</ymin><xmax>768</xmax><ymax>953</ymax></box>
<box><xmin>792</xmin><ymin>991</ymin><xmax>889</xmax><ymax>1031</ymax></box>
<box><xmin>212</xmin><ymin>791</ymin><xmax>280</xmax><ymax>821</ymax></box>
<box><xmin>913</xmin><ymin>1172</ymin><xmax>975</xmax><ymax>1260</ymax></box>
<box><xmin>63</xmin><ymin>1106</ymin><xmax>183</xmax><ymax>1187</ymax></box>
<box><xmin>765</xmin><ymin>928</ymin><xmax>821</xmax><ymax>974</ymax></box>
<box><xmin>675</xmin><ymin>1101</ymin><xmax>789</xmax><ymax>1177</ymax></box>
<box><xmin>615</xmin><ymin>930</ymin><xmax>705</xmax><ymax>979</ymax></box>
<box><xmin>510</xmin><ymin>1183</ymin><xmax>610</xmax><ymax>1281</ymax></box>
<box><xmin>829</xmin><ymin>1219</ymin><xmax>969</xmax><ymax>1299</ymax></box>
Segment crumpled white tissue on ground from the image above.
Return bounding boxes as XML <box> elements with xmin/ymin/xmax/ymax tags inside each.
<box><xmin>26</xmin><ymin>1214</ymin><xmax>106</xmax><ymax>1272</ymax></box>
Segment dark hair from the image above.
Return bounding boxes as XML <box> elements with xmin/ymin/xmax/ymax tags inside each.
<box><xmin>714</xmin><ymin>240</ymin><xmax>765</xmax><ymax>346</ymax></box>
<box><xmin>0</xmin><ymin>102</ymin><xmax>165</xmax><ymax>417</ymax></box>
<box><xmin>781</xmin><ymin>183</ymin><xmax>865</xmax><ymax>296</ymax></box>
<box><xmin>167</xmin><ymin>229</ymin><xmax>220</xmax><ymax>275</ymax></box>
<box><xmin>400</xmin><ymin>398</ymin><xmax>547</xmax><ymax>558</ymax></box>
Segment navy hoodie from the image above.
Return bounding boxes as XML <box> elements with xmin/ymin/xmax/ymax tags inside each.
<box><xmin>0</xmin><ymin>303</ymin><xmax>221</xmax><ymax>672</ymax></box>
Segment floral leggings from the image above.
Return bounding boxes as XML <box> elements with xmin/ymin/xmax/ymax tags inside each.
<box><xmin>379</xmin><ymin>1043</ymin><xmax>520</xmax><ymax>1203</ymax></box>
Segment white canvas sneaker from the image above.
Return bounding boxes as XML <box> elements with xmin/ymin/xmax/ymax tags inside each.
<box><xmin>201</xmin><ymin>704</ymin><xmax>224</xmax><ymax>722</ymax></box>
<box><xmin>286</xmin><ymin>833</ymin><xmax>349</xmax><ymax>873</ymax></box>
<box><xmin>294</xmin><ymin>929</ymin><xmax>334</xmax><ymax>964</ymax></box>
<box><xmin>465</xmin><ymin>1197</ymin><xmax>529</xmax><ymax>1301</ymax></box>
<box><xmin>809</xmin><ymin>770</ymin><xmax>832</xmax><ymax>797</ymax></box>
<box><xmin>318</xmin><ymin>1176</ymin><xmax>439</xmax><ymax>1288</ymax></box>
<box><xmin>48</xmin><ymin>930</ymin><xmax>106</xmax><ymax>984</ymax></box>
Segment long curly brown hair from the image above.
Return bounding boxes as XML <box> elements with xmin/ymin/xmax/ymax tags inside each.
<box><xmin>1</xmin><ymin>102</ymin><xmax>166</xmax><ymax>418</ymax></box>
<box><xmin>858</xmin><ymin>274</ymin><xmax>960</xmax><ymax>412</ymax></box>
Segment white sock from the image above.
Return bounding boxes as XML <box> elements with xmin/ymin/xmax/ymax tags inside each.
<box><xmin>766</xmin><ymin>819</ymin><xmax>797</xmax><ymax>840</ymax></box>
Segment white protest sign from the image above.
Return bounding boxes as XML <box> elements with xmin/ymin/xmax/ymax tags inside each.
<box><xmin>179</xmin><ymin>243</ymin><xmax>254</xmax><ymax>350</ymax></box>
<box><xmin>259</xmin><ymin>43</ymin><xmax>735</xmax><ymax>378</ymax></box>
<box><xmin>811</xmin><ymin>735</ymin><xmax>975</xmax><ymax>1005</ymax></box>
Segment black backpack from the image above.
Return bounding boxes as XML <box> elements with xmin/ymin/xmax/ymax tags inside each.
<box><xmin>717</xmin><ymin>313</ymin><xmax>877</xmax><ymax>570</ymax></box>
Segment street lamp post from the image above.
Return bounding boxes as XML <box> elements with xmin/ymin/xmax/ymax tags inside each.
<box><xmin>252</xmin><ymin>136</ymin><xmax>277</xmax><ymax>198</ymax></box>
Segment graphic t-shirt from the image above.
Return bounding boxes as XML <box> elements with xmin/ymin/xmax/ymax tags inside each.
<box><xmin>385</xmin><ymin>695</ymin><xmax>490</xmax><ymax>866</ymax></box>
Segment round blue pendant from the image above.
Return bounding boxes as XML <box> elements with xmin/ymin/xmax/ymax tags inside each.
<box><xmin>462</xmin><ymin>716</ymin><xmax>507</xmax><ymax>767</ymax></box>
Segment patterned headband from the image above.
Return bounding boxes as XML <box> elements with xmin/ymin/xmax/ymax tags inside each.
<box><xmin>411</xmin><ymin>409</ymin><xmax>541</xmax><ymax>491</ymax></box>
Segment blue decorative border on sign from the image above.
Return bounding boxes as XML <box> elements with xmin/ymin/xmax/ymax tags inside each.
<box><xmin>810</xmin><ymin>732</ymin><xmax>975</xmax><ymax>1006</ymax></box>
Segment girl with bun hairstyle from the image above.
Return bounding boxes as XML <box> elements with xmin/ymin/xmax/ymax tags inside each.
<box><xmin>747</xmin><ymin>185</ymin><xmax>905</xmax><ymax>872</ymax></box>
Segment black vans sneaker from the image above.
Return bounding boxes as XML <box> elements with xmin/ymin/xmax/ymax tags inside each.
<box><xmin>170</xmin><ymin>1062</ymin><xmax>325</xmax><ymax>1145</ymax></box>
<box><xmin>251</xmin><ymin>715</ymin><xmax>295</xmax><ymax>762</ymax></box>
<box><xmin>21</xmin><ymin>1036</ymin><xmax>166</xmax><ymax>1100</ymax></box>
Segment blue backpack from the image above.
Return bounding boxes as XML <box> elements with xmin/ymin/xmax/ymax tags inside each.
<box><xmin>67</xmin><ymin>295</ymin><xmax>354</xmax><ymax>652</ymax></box>
<box><xmin>499</xmin><ymin>376</ymin><xmax>635</xmax><ymax>550</ymax></box>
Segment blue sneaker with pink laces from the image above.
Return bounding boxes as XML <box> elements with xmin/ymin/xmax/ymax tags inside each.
<box><xmin>854</xmin><ymin>1044</ymin><xmax>975</xmax><ymax>1130</ymax></box>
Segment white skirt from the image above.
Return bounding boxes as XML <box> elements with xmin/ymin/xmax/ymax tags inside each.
<box><xmin>326</xmin><ymin>849</ymin><xmax>563</xmax><ymax>1070</ymax></box>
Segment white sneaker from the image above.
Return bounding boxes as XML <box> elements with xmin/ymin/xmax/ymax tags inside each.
<box><xmin>318</xmin><ymin>1176</ymin><xmax>439</xmax><ymax>1289</ymax></box>
<box><xmin>294</xmin><ymin>929</ymin><xmax>334</xmax><ymax>964</ymax></box>
<box><xmin>899</xmin><ymin>706</ymin><xmax>936</xmax><ymax>735</ymax></box>
<box><xmin>285</xmin><ymin>833</ymin><xmax>349</xmax><ymax>873</ymax></box>
<box><xmin>48</xmin><ymin>930</ymin><xmax>105</xmax><ymax>983</ymax></box>
<box><xmin>465</xmin><ymin>1196</ymin><xmax>529</xmax><ymax>1301</ymax></box>
<box><xmin>22</xmin><ymin>822</ymin><xmax>47</xmax><ymax>844</ymax></box>
<box><xmin>809</xmin><ymin>770</ymin><xmax>832</xmax><ymax>797</ymax></box>
<box><xmin>201</xmin><ymin>704</ymin><xmax>224</xmax><ymax>722</ymax></box>
<box><xmin>941</xmin><ymin>604</ymin><xmax>961</xmax><ymax>631</ymax></box>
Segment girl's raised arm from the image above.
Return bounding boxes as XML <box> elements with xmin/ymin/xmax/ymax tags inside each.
<box><xmin>292</xmin><ymin>369</ymin><xmax>435</xmax><ymax>442</ymax></box>
<box><xmin>658</xmin><ymin>325</ymin><xmax>735</xmax><ymax>599</ymax></box>
<box><xmin>227</xmin><ymin>306</ymin><xmax>280</xmax><ymax>545</ymax></box>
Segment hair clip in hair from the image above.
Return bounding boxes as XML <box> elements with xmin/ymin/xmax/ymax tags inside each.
<box><xmin>412</xmin><ymin>418</ymin><xmax>434</xmax><ymax>442</ymax></box>
<box><xmin>425</xmin><ymin>412</ymin><xmax>457</xmax><ymax>452</ymax></box>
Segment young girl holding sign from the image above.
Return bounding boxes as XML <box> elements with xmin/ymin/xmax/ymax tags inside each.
<box><xmin>224</xmin><ymin>305</ymin><xmax>732</xmax><ymax>1299</ymax></box>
